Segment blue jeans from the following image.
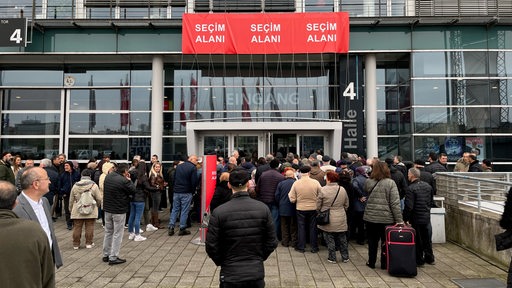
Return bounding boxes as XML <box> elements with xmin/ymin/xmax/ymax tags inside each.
<box><xmin>267</xmin><ymin>203</ymin><xmax>281</xmax><ymax>240</ymax></box>
<box><xmin>169</xmin><ymin>193</ymin><xmax>193</xmax><ymax>230</ymax></box>
<box><xmin>128</xmin><ymin>201</ymin><xmax>145</xmax><ymax>234</ymax></box>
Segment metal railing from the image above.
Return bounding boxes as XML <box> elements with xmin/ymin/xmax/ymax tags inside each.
<box><xmin>1</xmin><ymin>0</ymin><xmax>511</xmax><ymax>20</ymax></box>
<box><xmin>436</xmin><ymin>172</ymin><xmax>512</xmax><ymax>214</ymax></box>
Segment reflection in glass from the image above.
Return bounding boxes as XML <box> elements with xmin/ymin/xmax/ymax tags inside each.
<box><xmin>2</xmin><ymin>89</ymin><xmax>61</xmax><ymax>110</ymax></box>
<box><xmin>413</xmin><ymin>79</ymin><xmax>498</xmax><ymax>106</ymax></box>
<box><xmin>69</xmin><ymin>113</ymin><xmax>129</xmax><ymax>135</ymax></box>
<box><xmin>1</xmin><ymin>138</ymin><xmax>59</xmax><ymax>160</ymax></box>
<box><xmin>129</xmin><ymin>137</ymin><xmax>152</xmax><ymax>161</ymax></box>
<box><xmin>162</xmin><ymin>137</ymin><xmax>187</xmax><ymax>161</ymax></box>
<box><xmin>70</xmin><ymin>89</ymin><xmax>130</xmax><ymax>111</ymax></box>
<box><xmin>65</xmin><ymin>70</ymin><xmax>130</xmax><ymax>87</ymax></box>
<box><xmin>306</xmin><ymin>0</ymin><xmax>334</xmax><ymax>12</ymax></box>
<box><xmin>377</xmin><ymin>137</ymin><xmax>399</xmax><ymax>158</ymax></box>
<box><xmin>234</xmin><ymin>136</ymin><xmax>258</xmax><ymax>159</ymax></box>
<box><xmin>300</xmin><ymin>136</ymin><xmax>324</xmax><ymax>157</ymax></box>
<box><xmin>70</xmin><ymin>87</ymin><xmax>151</xmax><ymax>111</ymax></box>
<box><xmin>171</xmin><ymin>71</ymin><xmax>332</xmax><ymax>132</ymax></box>
<box><xmin>129</xmin><ymin>112</ymin><xmax>150</xmax><ymax>136</ymax></box>
<box><xmin>412</xmin><ymin>79</ymin><xmax>448</xmax><ymax>105</ymax></box>
<box><xmin>68</xmin><ymin>138</ymin><xmax>127</xmax><ymax>160</ymax></box>
<box><xmin>204</xmin><ymin>136</ymin><xmax>228</xmax><ymax>159</ymax></box>
<box><xmin>1</xmin><ymin>70</ymin><xmax>63</xmax><ymax>86</ymax></box>
<box><xmin>413</xmin><ymin>51</ymin><xmax>491</xmax><ymax>77</ymax></box>
<box><xmin>1</xmin><ymin>113</ymin><xmax>60</xmax><ymax>135</ymax></box>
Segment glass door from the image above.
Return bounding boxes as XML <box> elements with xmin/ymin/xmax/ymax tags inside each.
<box><xmin>233</xmin><ymin>135</ymin><xmax>259</xmax><ymax>160</ymax></box>
<box><xmin>272</xmin><ymin>133</ymin><xmax>297</xmax><ymax>157</ymax></box>
<box><xmin>300</xmin><ymin>135</ymin><xmax>325</xmax><ymax>157</ymax></box>
<box><xmin>203</xmin><ymin>135</ymin><xmax>228</xmax><ymax>159</ymax></box>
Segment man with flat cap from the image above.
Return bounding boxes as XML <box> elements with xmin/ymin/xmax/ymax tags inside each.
<box><xmin>206</xmin><ymin>168</ymin><xmax>277</xmax><ymax>288</ymax></box>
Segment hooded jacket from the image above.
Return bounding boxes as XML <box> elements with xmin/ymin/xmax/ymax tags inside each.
<box><xmin>69</xmin><ymin>176</ymin><xmax>102</xmax><ymax>219</ymax></box>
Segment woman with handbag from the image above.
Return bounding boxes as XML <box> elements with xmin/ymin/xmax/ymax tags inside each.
<box><xmin>316</xmin><ymin>171</ymin><xmax>350</xmax><ymax>264</ymax></box>
<box><xmin>363</xmin><ymin>161</ymin><xmax>403</xmax><ymax>269</ymax></box>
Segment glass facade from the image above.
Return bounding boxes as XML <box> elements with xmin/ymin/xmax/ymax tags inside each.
<box><xmin>411</xmin><ymin>50</ymin><xmax>512</xmax><ymax>167</ymax></box>
<box><xmin>0</xmin><ymin>2</ymin><xmax>512</xmax><ymax>169</ymax></box>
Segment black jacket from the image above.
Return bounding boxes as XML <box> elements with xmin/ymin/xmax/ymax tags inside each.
<box><xmin>403</xmin><ymin>179</ymin><xmax>433</xmax><ymax>225</ymax></box>
<box><xmin>206</xmin><ymin>192</ymin><xmax>278</xmax><ymax>283</ymax></box>
<box><xmin>173</xmin><ymin>161</ymin><xmax>198</xmax><ymax>194</ymax></box>
<box><xmin>390</xmin><ymin>165</ymin><xmax>408</xmax><ymax>200</ymax></box>
<box><xmin>425</xmin><ymin>162</ymin><xmax>448</xmax><ymax>174</ymax></box>
<box><xmin>133</xmin><ymin>175</ymin><xmax>158</xmax><ymax>203</ymax></box>
<box><xmin>210</xmin><ymin>181</ymin><xmax>232</xmax><ymax>212</ymax></box>
<box><xmin>103</xmin><ymin>171</ymin><xmax>137</xmax><ymax>214</ymax></box>
<box><xmin>468</xmin><ymin>160</ymin><xmax>483</xmax><ymax>172</ymax></box>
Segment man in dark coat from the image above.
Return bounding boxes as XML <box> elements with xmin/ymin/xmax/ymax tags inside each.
<box><xmin>467</xmin><ymin>154</ymin><xmax>483</xmax><ymax>172</ymax></box>
<box><xmin>254</xmin><ymin>154</ymin><xmax>273</xmax><ymax>184</ymax></box>
<box><xmin>206</xmin><ymin>168</ymin><xmax>277</xmax><ymax>287</ymax></box>
<box><xmin>257</xmin><ymin>158</ymin><xmax>285</xmax><ymax>240</ymax></box>
<box><xmin>386</xmin><ymin>158</ymin><xmax>409</xmax><ymax>210</ymax></box>
<box><xmin>0</xmin><ymin>180</ymin><xmax>55</xmax><ymax>288</ymax></box>
<box><xmin>404</xmin><ymin>167</ymin><xmax>435</xmax><ymax>266</ymax></box>
<box><xmin>39</xmin><ymin>158</ymin><xmax>60</xmax><ymax>218</ymax></box>
<box><xmin>425</xmin><ymin>152</ymin><xmax>448</xmax><ymax>174</ymax></box>
<box><xmin>14</xmin><ymin>167</ymin><xmax>63</xmax><ymax>269</ymax></box>
<box><xmin>102</xmin><ymin>163</ymin><xmax>137</xmax><ymax>265</ymax></box>
<box><xmin>0</xmin><ymin>152</ymin><xmax>15</xmax><ymax>184</ymax></box>
<box><xmin>275</xmin><ymin>169</ymin><xmax>297</xmax><ymax>247</ymax></box>
<box><xmin>168</xmin><ymin>155</ymin><xmax>199</xmax><ymax>236</ymax></box>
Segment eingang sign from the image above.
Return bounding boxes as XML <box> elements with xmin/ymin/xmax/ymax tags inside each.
<box><xmin>182</xmin><ymin>12</ymin><xmax>349</xmax><ymax>54</ymax></box>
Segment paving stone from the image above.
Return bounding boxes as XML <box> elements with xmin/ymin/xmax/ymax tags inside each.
<box><xmin>54</xmin><ymin>214</ymin><xmax>508</xmax><ymax>287</ymax></box>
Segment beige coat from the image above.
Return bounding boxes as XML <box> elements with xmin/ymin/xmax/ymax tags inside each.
<box><xmin>288</xmin><ymin>175</ymin><xmax>322</xmax><ymax>211</ymax></box>
<box><xmin>69</xmin><ymin>177</ymin><xmax>102</xmax><ymax>219</ymax></box>
<box><xmin>316</xmin><ymin>183</ymin><xmax>349</xmax><ymax>232</ymax></box>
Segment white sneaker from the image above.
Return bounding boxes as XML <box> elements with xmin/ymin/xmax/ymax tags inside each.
<box><xmin>128</xmin><ymin>233</ymin><xmax>135</xmax><ymax>240</ymax></box>
<box><xmin>86</xmin><ymin>243</ymin><xmax>95</xmax><ymax>249</ymax></box>
<box><xmin>146</xmin><ymin>224</ymin><xmax>158</xmax><ymax>232</ymax></box>
<box><xmin>73</xmin><ymin>246</ymin><xmax>79</xmax><ymax>250</ymax></box>
<box><xmin>134</xmin><ymin>235</ymin><xmax>147</xmax><ymax>242</ymax></box>
<box><xmin>139</xmin><ymin>228</ymin><xmax>144</xmax><ymax>234</ymax></box>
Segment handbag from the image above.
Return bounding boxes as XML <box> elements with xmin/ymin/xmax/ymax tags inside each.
<box><xmin>316</xmin><ymin>186</ymin><xmax>340</xmax><ymax>225</ymax></box>
<box><xmin>495</xmin><ymin>229</ymin><xmax>512</xmax><ymax>251</ymax></box>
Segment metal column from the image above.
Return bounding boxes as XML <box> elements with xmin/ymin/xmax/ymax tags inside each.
<box><xmin>151</xmin><ymin>55</ymin><xmax>164</xmax><ymax>159</ymax></box>
<box><xmin>365</xmin><ymin>54</ymin><xmax>378</xmax><ymax>158</ymax></box>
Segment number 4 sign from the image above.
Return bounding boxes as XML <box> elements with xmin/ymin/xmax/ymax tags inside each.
<box><xmin>0</xmin><ymin>18</ymin><xmax>27</xmax><ymax>47</ymax></box>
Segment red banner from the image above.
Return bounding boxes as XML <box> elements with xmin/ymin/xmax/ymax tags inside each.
<box><xmin>182</xmin><ymin>12</ymin><xmax>349</xmax><ymax>54</ymax></box>
<box><xmin>199</xmin><ymin>155</ymin><xmax>218</xmax><ymax>243</ymax></box>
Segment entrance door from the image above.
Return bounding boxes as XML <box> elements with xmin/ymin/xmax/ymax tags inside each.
<box><xmin>299</xmin><ymin>135</ymin><xmax>325</xmax><ymax>157</ymax></box>
<box><xmin>187</xmin><ymin>122</ymin><xmax>342</xmax><ymax>160</ymax></box>
<box><xmin>271</xmin><ymin>134</ymin><xmax>297</xmax><ymax>157</ymax></box>
<box><xmin>234</xmin><ymin>135</ymin><xmax>259</xmax><ymax>160</ymax></box>
<box><xmin>203</xmin><ymin>135</ymin><xmax>228</xmax><ymax>159</ymax></box>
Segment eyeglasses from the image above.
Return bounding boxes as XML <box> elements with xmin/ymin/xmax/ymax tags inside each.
<box><xmin>35</xmin><ymin>177</ymin><xmax>50</xmax><ymax>182</ymax></box>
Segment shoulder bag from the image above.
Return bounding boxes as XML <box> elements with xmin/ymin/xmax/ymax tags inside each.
<box><xmin>316</xmin><ymin>186</ymin><xmax>340</xmax><ymax>225</ymax></box>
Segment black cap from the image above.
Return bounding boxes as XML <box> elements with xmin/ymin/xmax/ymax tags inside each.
<box><xmin>322</xmin><ymin>155</ymin><xmax>331</xmax><ymax>162</ymax></box>
<box><xmin>414</xmin><ymin>159</ymin><xmax>425</xmax><ymax>166</ymax></box>
<box><xmin>229</xmin><ymin>168</ymin><xmax>250</xmax><ymax>187</ymax></box>
<box><xmin>299</xmin><ymin>166</ymin><xmax>311</xmax><ymax>173</ymax></box>
<box><xmin>270</xmin><ymin>158</ymin><xmax>280</xmax><ymax>169</ymax></box>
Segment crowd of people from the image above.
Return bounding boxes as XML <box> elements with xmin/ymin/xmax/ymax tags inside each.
<box><xmin>0</xmin><ymin>148</ymin><xmax>495</xmax><ymax>287</ymax></box>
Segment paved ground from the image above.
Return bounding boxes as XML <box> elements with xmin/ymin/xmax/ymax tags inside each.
<box><xmin>54</xmin><ymin>211</ymin><xmax>509</xmax><ymax>288</ymax></box>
